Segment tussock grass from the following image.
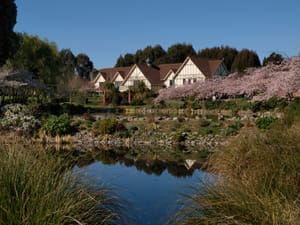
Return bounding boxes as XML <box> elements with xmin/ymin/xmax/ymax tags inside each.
<box><xmin>0</xmin><ymin>145</ymin><xmax>125</xmax><ymax>225</ymax></box>
<box><xmin>175</xmin><ymin>109</ymin><xmax>300</xmax><ymax>224</ymax></box>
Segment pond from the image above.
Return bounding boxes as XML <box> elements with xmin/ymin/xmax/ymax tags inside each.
<box><xmin>73</xmin><ymin>146</ymin><xmax>211</xmax><ymax>225</ymax></box>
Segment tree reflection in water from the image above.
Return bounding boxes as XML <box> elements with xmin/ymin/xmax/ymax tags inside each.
<box><xmin>71</xmin><ymin>145</ymin><xmax>204</xmax><ymax>178</ymax></box>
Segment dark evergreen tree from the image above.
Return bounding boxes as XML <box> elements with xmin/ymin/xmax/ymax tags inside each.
<box><xmin>231</xmin><ymin>49</ymin><xmax>261</xmax><ymax>72</ymax></box>
<box><xmin>0</xmin><ymin>0</ymin><xmax>18</xmax><ymax>66</ymax></box>
<box><xmin>59</xmin><ymin>48</ymin><xmax>76</xmax><ymax>79</ymax></box>
<box><xmin>165</xmin><ymin>43</ymin><xmax>196</xmax><ymax>63</ymax></box>
<box><xmin>262</xmin><ymin>52</ymin><xmax>284</xmax><ymax>66</ymax></box>
<box><xmin>76</xmin><ymin>53</ymin><xmax>93</xmax><ymax>80</ymax></box>
<box><xmin>198</xmin><ymin>46</ymin><xmax>238</xmax><ymax>72</ymax></box>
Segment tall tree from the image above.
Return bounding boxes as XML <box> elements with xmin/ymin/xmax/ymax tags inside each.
<box><xmin>262</xmin><ymin>52</ymin><xmax>284</xmax><ymax>66</ymax></box>
<box><xmin>75</xmin><ymin>53</ymin><xmax>93</xmax><ymax>80</ymax></box>
<box><xmin>231</xmin><ymin>49</ymin><xmax>261</xmax><ymax>72</ymax></box>
<box><xmin>165</xmin><ymin>43</ymin><xmax>196</xmax><ymax>63</ymax></box>
<box><xmin>198</xmin><ymin>46</ymin><xmax>238</xmax><ymax>72</ymax></box>
<box><xmin>0</xmin><ymin>0</ymin><xmax>18</xmax><ymax>66</ymax></box>
<box><xmin>59</xmin><ymin>48</ymin><xmax>76</xmax><ymax>80</ymax></box>
<box><xmin>6</xmin><ymin>33</ymin><xmax>60</xmax><ymax>85</ymax></box>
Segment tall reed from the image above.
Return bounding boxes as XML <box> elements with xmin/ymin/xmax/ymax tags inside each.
<box><xmin>0</xmin><ymin>145</ymin><xmax>125</xmax><ymax>225</ymax></box>
<box><xmin>175</xmin><ymin>110</ymin><xmax>300</xmax><ymax>224</ymax></box>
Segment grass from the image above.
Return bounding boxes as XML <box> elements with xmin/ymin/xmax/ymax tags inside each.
<box><xmin>175</xmin><ymin>103</ymin><xmax>300</xmax><ymax>225</ymax></box>
<box><xmin>0</xmin><ymin>145</ymin><xmax>125</xmax><ymax>225</ymax></box>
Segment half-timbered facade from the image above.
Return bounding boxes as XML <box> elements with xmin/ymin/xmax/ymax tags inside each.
<box><xmin>93</xmin><ymin>56</ymin><xmax>229</xmax><ymax>92</ymax></box>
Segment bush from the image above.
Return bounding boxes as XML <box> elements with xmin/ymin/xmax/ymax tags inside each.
<box><xmin>0</xmin><ymin>145</ymin><xmax>124</xmax><ymax>225</ymax></box>
<box><xmin>42</xmin><ymin>114</ymin><xmax>74</xmax><ymax>136</ymax></box>
<box><xmin>199</xmin><ymin>119</ymin><xmax>210</xmax><ymax>127</ymax></box>
<box><xmin>223</xmin><ymin>120</ymin><xmax>243</xmax><ymax>136</ymax></box>
<box><xmin>92</xmin><ymin>118</ymin><xmax>127</xmax><ymax>135</ymax></box>
<box><xmin>175</xmin><ymin>132</ymin><xmax>188</xmax><ymax>143</ymax></box>
<box><xmin>0</xmin><ymin>104</ymin><xmax>41</xmax><ymax>136</ymax></box>
<box><xmin>255</xmin><ymin>116</ymin><xmax>275</xmax><ymax>130</ymax></box>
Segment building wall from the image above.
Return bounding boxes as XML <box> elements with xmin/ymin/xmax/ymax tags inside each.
<box><xmin>113</xmin><ymin>73</ymin><xmax>124</xmax><ymax>88</ymax></box>
<box><xmin>122</xmin><ymin>66</ymin><xmax>151</xmax><ymax>91</ymax></box>
<box><xmin>164</xmin><ymin>71</ymin><xmax>176</xmax><ymax>88</ymax></box>
<box><xmin>94</xmin><ymin>74</ymin><xmax>106</xmax><ymax>89</ymax></box>
<box><xmin>174</xmin><ymin>59</ymin><xmax>205</xmax><ymax>87</ymax></box>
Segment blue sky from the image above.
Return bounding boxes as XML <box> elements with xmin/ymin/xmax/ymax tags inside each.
<box><xmin>14</xmin><ymin>0</ymin><xmax>300</xmax><ymax>69</ymax></box>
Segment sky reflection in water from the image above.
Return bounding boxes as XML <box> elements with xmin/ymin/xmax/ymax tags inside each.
<box><xmin>74</xmin><ymin>149</ymin><xmax>212</xmax><ymax>225</ymax></box>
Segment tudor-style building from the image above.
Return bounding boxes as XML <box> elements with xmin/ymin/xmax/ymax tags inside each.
<box><xmin>93</xmin><ymin>56</ymin><xmax>228</xmax><ymax>92</ymax></box>
<box><xmin>93</xmin><ymin>66</ymin><xmax>130</xmax><ymax>90</ymax></box>
<box><xmin>170</xmin><ymin>56</ymin><xmax>228</xmax><ymax>88</ymax></box>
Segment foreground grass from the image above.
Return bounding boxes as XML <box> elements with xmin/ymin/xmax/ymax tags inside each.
<box><xmin>176</xmin><ymin>105</ymin><xmax>300</xmax><ymax>224</ymax></box>
<box><xmin>0</xmin><ymin>145</ymin><xmax>125</xmax><ymax>225</ymax></box>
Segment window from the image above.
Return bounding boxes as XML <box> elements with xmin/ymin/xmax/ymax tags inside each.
<box><xmin>183</xmin><ymin>79</ymin><xmax>186</xmax><ymax>85</ymax></box>
<box><xmin>193</xmin><ymin>78</ymin><xmax>197</xmax><ymax>83</ymax></box>
<box><xmin>133</xmin><ymin>80</ymin><xmax>140</xmax><ymax>86</ymax></box>
<box><xmin>188</xmin><ymin>79</ymin><xmax>191</xmax><ymax>84</ymax></box>
<box><xmin>114</xmin><ymin>81</ymin><xmax>122</xmax><ymax>88</ymax></box>
<box><xmin>169</xmin><ymin>80</ymin><xmax>174</xmax><ymax>87</ymax></box>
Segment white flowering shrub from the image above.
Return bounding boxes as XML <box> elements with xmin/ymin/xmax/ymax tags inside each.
<box><xmin>0</xmin><ymin>104</ymin><xmax>41</xmax><ymax>136</ymax></box>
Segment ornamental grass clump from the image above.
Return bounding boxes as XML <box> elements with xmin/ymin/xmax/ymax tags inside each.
<box><xmin>0</xmin><ymin>145</ymin><xmax>125</xmax><ymax>225</ymax></box>
<box><xmin>175</xmin><ymin>113</ymin><xmax>300</xmax><ymax>224</ymax></box>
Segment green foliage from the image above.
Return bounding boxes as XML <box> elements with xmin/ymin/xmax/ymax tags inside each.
<box><xmin>223</xmin><ymin>120</ymin><xmax>243</xmax><ymax>136</ymax></box>
<box><xmin>263</xmin><ymin>52</ymin><xmax>284</xmax><ymax>66</ymax></box>
<box><xmin>255</xmin><ymin>116</ymin><xmax>275</xmax><ymax>130</ymax></box>
<box><xmin>6</xmin><ymin>33</ymin><xmax>61</xmax><ymax>85</ymax></box>
<box><xmin>115</xmin><ymin>43</ymin><xmax>196</xmax><ymax>66</ymax></box>
<box><xmin>92</xmin><ymin>118</ymin><xmax>126</xmax><ymax>135</ymax></box>
<box><xmin>130</xmin><ymin>81</ymin><xmax>156</xmax><ymax>106</ymax></box>
<box><xmin>75</xmin><ymin>53</ymin><xmax>93</xmax><ymax>80</ymax></box>
<box><xmin>174</xmin><ymin>132</ymin><xmax>188</xmax><ymax>143</ymax></box>
<box><xmin>58</xmin><ymin>48</ymin><xmax>76</xmax><ymax>80</ymax></box>
<box><xmin>231</xmin><ymin>48</ymin><xmax>261</xmax><ymax>72</ymax></box>
<box><xmin>199</xmin><ymin>119</ymin><xmax>210</xmax><ymax>127</ymax></box>
<box><xmin>198</xmin><ymin>46</ymin><xmax>238</xmax><ymax>72</ymax></box>
<box><xmin>251</xmin><ymin>97</ymin><xmax>287</xmax><ymax>112</ymax></box>
<box><xmin>42</xmin><ymin>114</ymin><xmax>74</xmax><ymax>136</ymax></box>
<box><xmin>0</xmin><ymin>145</ymin><xmax>124</xmax><ymax>225</ymax></box>
<box><xmin>165</xmin><ymin>43</ymin><xmax>196</xmax><ymax>63</ymax></box>
<box><xmin>0</xmin><ymin>0</ymin><xmax>18</xmax><ymax>66</ymax></box>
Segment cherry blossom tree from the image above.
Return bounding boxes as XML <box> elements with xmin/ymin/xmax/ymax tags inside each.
<box><xmin>155</xmin><ymin>57</ymin><xmax>300</xmax><ymax>103</ymax></box>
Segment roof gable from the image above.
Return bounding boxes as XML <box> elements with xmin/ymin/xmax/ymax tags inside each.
<box><xmin>175</xmin><ymin>56</ymin><xmax>224</xmax><ymax>79</ymax></box>
<box><xmin>123</xmin><ymin>64</ymin><xmax>162</xmax><ymax>86</ymax></box>
<box><xmin>159</xmin><ymin>63</ymin><xmax>181</xmax><ymax>80</ymax></box>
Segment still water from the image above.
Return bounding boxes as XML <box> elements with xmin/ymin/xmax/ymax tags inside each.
<box><xmin>73</xmin><ymin>147</ymin><xmax>210</xmax><ymax>225</ymax></box>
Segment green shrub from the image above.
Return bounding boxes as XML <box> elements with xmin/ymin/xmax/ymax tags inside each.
<box><xmin>200</xmin><ymin>127</ymin><xmax>215</xmax><ymax>136</ymax></box>
<box><xmin>199</xmin><ymin>119</ymin><xmax>210</xmax><ymax>127</ymax></box>
<box><xmin>92</xmin><ymin>118</ymin><xmax>126</xmax><ymax>135</ymax></box>
<box><xmin>255</xmin><ymin>116</ymin><xmax>275</xmax><ymax>130</ymax></box>
<box><xmin>0</xmin><ymin>145</ymin><xmax>124</xmax><ymax>225</ymax></box>
<box><xmin>42</xmin><ymin>114</ymin><xmax>74</xmax><ymax>136</ymax></box>
<box><xmin>175</xmin><ymin>132</ymin><xmax>188</xmax><ymax>143</ymax></box>
<box><xmin>251</xmin><ymin>97</ymin><xmax>287</xmax><ymax>112</ymax></box>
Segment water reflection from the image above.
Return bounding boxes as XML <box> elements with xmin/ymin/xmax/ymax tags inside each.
<box><xmin>60</xmin><ymin>145</ymin><xmax>206</xmax><ymax>177</ymax></box>
<box><xmin>69</xmin><ymin>145</ymin><xmax>210</xmax><ymax>225</ymax></box>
